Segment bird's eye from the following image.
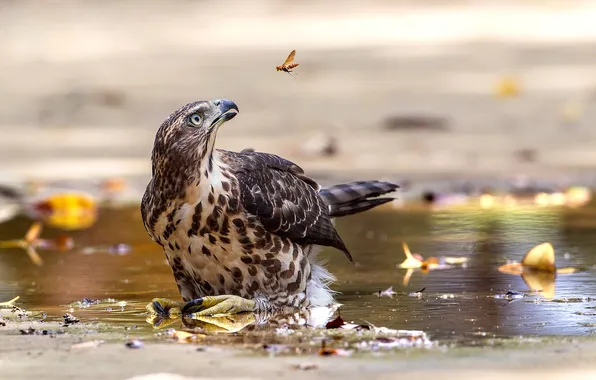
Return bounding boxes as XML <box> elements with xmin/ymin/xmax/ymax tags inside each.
<box><xmin>188</xmin><ymin>113</ymin><xmax>202</xmax><ymax>126</ymax></box>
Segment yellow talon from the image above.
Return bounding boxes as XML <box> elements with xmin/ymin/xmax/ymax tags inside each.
<box><xmin>146</xmin><ymin>298</ymin><xmax>182</xmax><ymax>317</ymax></box>
<box><xmin>182</xmin><ymin>295</ymin><xmax>256</xmax><ymax>317</ymax></box>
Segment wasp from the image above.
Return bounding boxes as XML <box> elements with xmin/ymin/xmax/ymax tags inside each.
<box><xmin>276</xmin><ymin>50</ymin><xmax>299</xmax><ymax>75</ymax></box>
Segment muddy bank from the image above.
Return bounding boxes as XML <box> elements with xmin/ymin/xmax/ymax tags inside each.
<box><xmin>2</xmin><ymin>326</ymin><xmax>596</xmax><ymax>380</ymax></box>
<box><xmin>1</xmin><ymin>300</ymin><xmax>596</xmax><ymax>380</ymax></box>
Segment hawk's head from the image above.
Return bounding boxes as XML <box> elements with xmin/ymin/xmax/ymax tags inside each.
<box><xmin>151</xmin><ymin>99</ymin><xmax>239</xmax><ymax>175</ymax></box>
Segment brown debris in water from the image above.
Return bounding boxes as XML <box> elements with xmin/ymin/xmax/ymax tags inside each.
<box><xmin>318</xmin><ymin>340</ymin><xmax>352</xmax><ymax>357</ymax></box>
<box><xmin>63</xmin><ymin>313</ymin><xmax>80</xmax><ymax>325</ymax></box>
<box><xmin>325</xmin><ymin>314</ymin><xmax>346</xmax><ymax>329</ymax></box>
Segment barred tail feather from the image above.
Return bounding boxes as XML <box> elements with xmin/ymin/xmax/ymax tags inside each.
<box><xmin>319</xmin><ymin>180</ymin><xmax>399</xmax><ymax>217</ymax></box>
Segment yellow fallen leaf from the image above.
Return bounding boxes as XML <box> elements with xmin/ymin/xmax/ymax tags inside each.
<box><xmin>498</xmin><ymin>242</ymin><xmax>581</xmax><ymax>299</ymax></box>
<box><xmin>32</xmin><ymin>192</ymin><xmax>98</xmax><ymax>230</ymax></box>
<box><xmin>0</xmin><ymin>296</ymin><xmax>20</xmax><ymax>307</ymax></box>
<box><xmin>521</xmin><ymin>242</ymin><xmax>556</xmax><ymax>272</ymax></box>
<box><xmin>398</xmin><ymin>242</ymin><xmax>423</xmax><ymax>269</ymax></box>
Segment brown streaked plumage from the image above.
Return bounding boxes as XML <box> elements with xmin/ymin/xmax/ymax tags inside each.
<box><xmin>276</xmin><ymin>50</ymin><xmax>299</xmax><ymax>74</ymax></box>
<box><xmin>141</xmin><ymin>99</ymin><xmax>399</xmax><ymax>317</ymax></box>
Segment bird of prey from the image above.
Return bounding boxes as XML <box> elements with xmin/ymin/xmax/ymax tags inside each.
<box><xmin>141</xmin><ymin>99</ymin><xmax>399</xmax><ymax>319</ymax></box>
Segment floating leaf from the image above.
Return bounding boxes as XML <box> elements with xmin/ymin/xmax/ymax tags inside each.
<box><xmin>375</xmin><ymin>286</ymin><xmax>397</xmax><ymax>298</ymax></box>
<box><xmin>0</xmin><ymin>296</ymin><xmax>19</xmax><ymax>307</ymax></box>
<box><xmin>498</xmin><ymin>242</ymin><xmax>581</xmax><ymax>299</ymax></box>
<box><xmin>522</xmin><ymin>242</ymin><xmax>556</xmax><ymax>272</ymax></box>
<box><xmin>397</xmin><ymin>242</ymin><xmax>423</xmax><ymax>269</ymax></box>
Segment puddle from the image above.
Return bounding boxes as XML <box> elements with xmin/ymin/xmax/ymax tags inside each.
<box><xmin>1</xmin><ymin>204</ymin><xmax>596</xmax><ymax>347</ymax></box>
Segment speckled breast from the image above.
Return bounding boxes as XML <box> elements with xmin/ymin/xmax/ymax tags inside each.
<box><xmin>160</xmin><ymin>185</ymin><xmax>312</xmax><ymax>309</ymax></box>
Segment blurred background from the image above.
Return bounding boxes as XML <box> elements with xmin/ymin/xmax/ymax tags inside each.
<box><xmin>2</xmin><ymin>0</ymin><xmax>596</xmax><ymax>194</ymax></box>
<box><xmin>2</xmin><ymin>0</ymin><xmax>596</xmax><ymax>340</ymax></box>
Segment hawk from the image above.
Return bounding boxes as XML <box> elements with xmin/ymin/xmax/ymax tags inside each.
<box><xmin>142</xmin><ymin>99</ymin><xmax>399</xmax><ymax>318</ymax></box>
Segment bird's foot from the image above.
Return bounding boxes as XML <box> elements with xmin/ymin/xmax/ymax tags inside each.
<box><xmin>181</xmin><ymin>295</ymin><xmax>256</xmax><ymax>317</ymax></box>
<box><xmin>145</xmin><ymin>298</ymin><xmax>183</xmax><ymax>328</ymax></box>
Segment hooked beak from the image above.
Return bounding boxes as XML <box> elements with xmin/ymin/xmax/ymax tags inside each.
<box><xmin>210</xmin><ymin>99</ymin><xmax>239</xmax><ymax>129</ymax></box>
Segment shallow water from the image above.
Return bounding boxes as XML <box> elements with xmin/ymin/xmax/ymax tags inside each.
<box><xmin>1</xmin><ymin>203</ymin><xmax>596</xmax><ymax>345</ymax></box>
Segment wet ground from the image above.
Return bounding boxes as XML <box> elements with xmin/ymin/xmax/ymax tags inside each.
<box><xmin>2</xmin><ymin>201</ymin><xmax>596</xmax><ymax>347</ymax></box>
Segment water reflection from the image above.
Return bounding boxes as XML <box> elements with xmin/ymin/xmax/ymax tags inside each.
<box><xmin>1</xmin><ymin>204</ymin><xmax>596</xmax><ymax>343</ymax></box>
